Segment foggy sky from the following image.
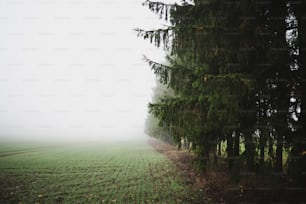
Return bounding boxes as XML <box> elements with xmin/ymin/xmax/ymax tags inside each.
<box><xmin>0</xmin><ymin>0</ymin><xmax>169</xmax><ymax>141</ymax></box>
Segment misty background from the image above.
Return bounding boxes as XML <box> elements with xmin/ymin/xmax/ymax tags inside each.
<box><xmin>0</xmin><ymin>0</ymin><xmax>170</xmax><ymax>141</ymax></box>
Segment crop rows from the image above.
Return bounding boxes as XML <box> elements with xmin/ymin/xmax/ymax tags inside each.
<box><xmin>0</xmin><ymin>141</ymin><xmax>191</xmax><ymax>203</ymax></box>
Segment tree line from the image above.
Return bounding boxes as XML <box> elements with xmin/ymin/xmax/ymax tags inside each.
<box><xmin>139</xmin><ymin>0</ymin><xmax>306</xmax><ymax>183</ymax></box>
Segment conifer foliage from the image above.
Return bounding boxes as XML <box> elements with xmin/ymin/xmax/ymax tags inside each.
<box><xmin>138</xmin><ymin>0</ymin><xmax>306</xmax><ymax>181</ymax></box>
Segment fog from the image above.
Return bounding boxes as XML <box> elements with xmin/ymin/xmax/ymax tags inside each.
<box><xmin>0</xmin><ymin>0</ymin><xmax>168</xmax><ymax>142</ymax></box>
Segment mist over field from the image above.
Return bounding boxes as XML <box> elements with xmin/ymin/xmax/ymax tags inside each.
<box><xmin>0</xmin><ymin>0</ymin><xmax>169</xmax><ymax>142</ymax></box>
<box><xmin>1</xmin><ymin>1</ymin><xmax>305</xmax><ymax>203</ymax></box>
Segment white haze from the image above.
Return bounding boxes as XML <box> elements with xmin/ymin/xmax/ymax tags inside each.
<box><xmin>0</xmin><ymin>0</ymin><xmax>170</xmax><ymax>142</ymax></box>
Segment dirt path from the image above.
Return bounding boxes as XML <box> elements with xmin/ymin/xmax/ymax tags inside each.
<box><xmin>148</xmin><ymin>138</ymin><xmax>306</xmax><ymax>204</ymax></box>
<box><xmin>148</xmin><ymin>138</ymin><xmax>226</xmax><ymax>204</ymax></box>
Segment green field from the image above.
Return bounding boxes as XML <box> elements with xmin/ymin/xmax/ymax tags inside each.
<box><xmin>0</xmin><ymin>139</ymin><xmax>195</xmax><ymax>204</ymax></box>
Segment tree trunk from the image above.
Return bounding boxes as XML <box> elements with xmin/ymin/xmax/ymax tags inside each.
<box><xmin>259</xmin><ymin>129</ymin><xmax>265</xmax><ymax>165</ymax></box>
<box><xmin>227</xmin><ymin>133</ymin><xmax>234</xmax><ymax>171</ymax></box>
<box><xmin>275</xmin><ymin>134</ymin><xmax>283</xmax><ymax>172</ymax></box>
<box><xmin>233</xmin><ymin>132</ymin><xmax>240</xmax><ymax>175</ymax></box>
<box><xmin>234</xmin><ymin>132</ymin><xmax>240</xmax><ymax>157</ymax></box>
<box><xmin>268</xmin><ymin>132</ymin><xmax>274</xmax><ymax>160</ymax></box>
<box><xmin>245</xmin><ymin>131</ymin><xmax>255</xmax><ymax>171</ymax></box>
<box><xmin>214</xmin><ymin>140</ymin><xmax>218</xmax><ymax>166</ymax></box>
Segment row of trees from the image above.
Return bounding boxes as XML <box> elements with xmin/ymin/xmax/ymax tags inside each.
<box><xmin>139</xmin><ymin>0</ymin><xmax>306</xmax><ymax>182</ymax></box>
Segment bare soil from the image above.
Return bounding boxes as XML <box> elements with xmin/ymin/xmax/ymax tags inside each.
<box><xmin>148</xmin><ymin>137</ymin><xmax>306</xmax><ymax>204</ymax></box>
<box><xmin>148</xmin><ymin>138</ymin><xmax>226</xmax><ymax>203</ymax></box>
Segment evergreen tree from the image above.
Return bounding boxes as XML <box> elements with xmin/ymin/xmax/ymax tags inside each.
<box><xmin>138</xmin><ymin>0</ymin><xmax>306</xmax><ymax>182</ymax></box>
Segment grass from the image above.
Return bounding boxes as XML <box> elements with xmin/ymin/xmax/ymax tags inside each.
<box><xmin>0</xmin><ymin>140</ymin><xmax>191</xmax><ymax>204</ymax></box>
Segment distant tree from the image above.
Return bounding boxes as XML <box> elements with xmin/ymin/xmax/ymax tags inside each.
<box><xmin>144</xmin><ymin>79</ymin><xmax>176</xmax><ymax>144</ymax></box>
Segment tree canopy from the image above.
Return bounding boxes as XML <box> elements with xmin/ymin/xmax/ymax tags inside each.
<box><xmin>139</xmin><ymin>0</ymin><xmax>306</xmax><ymax>183</ymax></box>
